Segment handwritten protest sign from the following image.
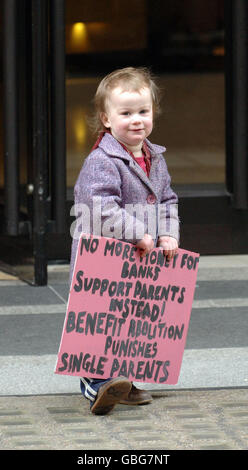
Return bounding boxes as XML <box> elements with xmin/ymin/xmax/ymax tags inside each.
<box><xmin>55</xmin><ymin>235</ymin><xmax>199</xmax><ymax>385</ymax></box>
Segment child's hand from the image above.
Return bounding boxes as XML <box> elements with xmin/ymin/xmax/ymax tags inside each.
<box><xmin>137</xmin><ymin>234</ymin><xmax>154</xmax><ymax>258</ymax></box>
<box><xmin>158</xmin><ymin>236</ymin><xmax>178</xmax><ymax>261</ymax></box>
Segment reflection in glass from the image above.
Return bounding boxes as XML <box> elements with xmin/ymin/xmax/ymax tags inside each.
<box><xmin>66</xmin><ymin>73</ymin><xmax>225</xmax><ymax>188</ymax></box>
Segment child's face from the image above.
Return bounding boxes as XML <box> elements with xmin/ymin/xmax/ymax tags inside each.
<box><xmin>101</xmin><ymin>86</ymin><xmax>153</xmax><ymax>149</ymax></box>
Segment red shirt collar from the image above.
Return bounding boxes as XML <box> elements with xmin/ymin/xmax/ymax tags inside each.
<box><xmin>91</xmin><ymin>131</ymin><xmax>151</xmax><ymax>176</ymax></box>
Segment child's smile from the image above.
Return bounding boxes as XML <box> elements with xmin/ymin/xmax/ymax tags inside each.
<box><xmin>101</xmin><ymin>86</ymin><xmax>153</xmax><ymax>156</ymax></box>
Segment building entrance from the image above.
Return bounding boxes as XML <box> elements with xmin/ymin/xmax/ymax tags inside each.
<box><xmin>0</xmin><ymin>0</ymin><xmax>247</xmax><ymax>284</ymax></box>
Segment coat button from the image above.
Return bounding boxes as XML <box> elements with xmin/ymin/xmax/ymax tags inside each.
<box><xmin>147</xmin><ymin>194</ymin><xmax>156</xmax><ymax>204</ymax></box>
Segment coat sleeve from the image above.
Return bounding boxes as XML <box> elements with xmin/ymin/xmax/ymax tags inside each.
<box><xmin>157</xmin><ymin>157</ymin><xmax>180</xmax><ymax>242</ymax></box>
<box><xmin>69</xmin><ymin>152</ymin><xmax>147</xmax><ymax>283</ymax></box>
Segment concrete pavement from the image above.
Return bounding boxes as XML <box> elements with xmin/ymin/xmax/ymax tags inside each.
<box><xmin>0</xmin><ymin>254</ymin><xmax>248</xmax><ymax>450</ymax></box>
<box><xmin>1</xmin><ymin>388</ymin><xmax>248</xmax><ymax>451</ymax></box>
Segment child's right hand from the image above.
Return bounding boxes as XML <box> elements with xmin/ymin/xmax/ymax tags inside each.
<box><xmin>136</xmin><ymin>234</ymin><xmax>154</xmax><ymax>258</ymax></box>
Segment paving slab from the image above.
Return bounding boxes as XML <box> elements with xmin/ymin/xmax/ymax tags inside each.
<box><xmin>1</xmin><ymin>253</ymin><xmax>248</xmax><ymax>396</ymax></box>
<box><xmin>0</xmin><ymin>388</ymin><xmax>248</xmax><ymax>450</ymax></box>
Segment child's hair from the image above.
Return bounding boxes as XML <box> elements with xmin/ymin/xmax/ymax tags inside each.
<box><xmin>91</xmin><ymin>67</ymin><xmax>161</xmax><ymax>135</ymax></box>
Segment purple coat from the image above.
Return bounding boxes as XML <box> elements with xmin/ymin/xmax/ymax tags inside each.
<box><xmin>69</xmin><ymin>133</ymin><xmax>179</xmax><ymax>282</ymax></box>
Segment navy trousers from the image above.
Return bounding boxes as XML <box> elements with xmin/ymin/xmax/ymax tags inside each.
<box><xmin>80</xmin><ymin>377</ymin><xmax>111</xmax><ymax>404</ymax></box>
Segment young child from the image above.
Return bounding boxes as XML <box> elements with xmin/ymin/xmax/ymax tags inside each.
<box><xmin>70</xmin><ymin>67</ymin><xmax>179</xmax><ymax>415</ymax></box>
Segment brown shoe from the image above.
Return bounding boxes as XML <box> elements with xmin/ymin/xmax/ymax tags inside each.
<box><xmin>91</xmin><ymin>377</ymin><xmax>132</xmax><ymax>415</ymax></box>
<box><xmin>119</xmin><ymin>384</ymin><xmax>153</xmax><ymax>406</ymax></box>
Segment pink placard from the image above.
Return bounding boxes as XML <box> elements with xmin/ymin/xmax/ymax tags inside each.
<box><xmin>55</xmin><ymin>234</ymin><xmax>199</xmax><ymax>385</ymax></box>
